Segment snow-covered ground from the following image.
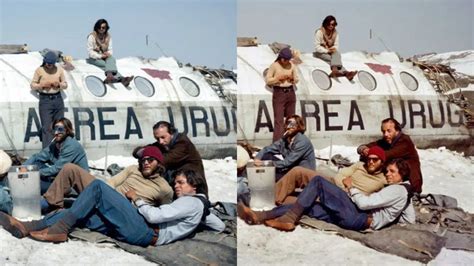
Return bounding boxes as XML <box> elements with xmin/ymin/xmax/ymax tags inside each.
<box><xmin>0</xmin><ymin>157</ymin><xmax>236</xmax><ymax>265</ymax></box>
<box><xmin>238</xmin><ymin>146</ymin><xmax>474</xmax><ymax>265</ymax></box>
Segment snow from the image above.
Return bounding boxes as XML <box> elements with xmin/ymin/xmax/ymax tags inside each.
<box><xmin>0</xmin><ymin>157</ymin><xmax>236</xmax><ymax>265</ymax></box>
<box><xmin>238</xmin><ymin>145</ymin><xmax>474</xmax><ymax>265</ymax></box>
<box><xmin>416</xmin><ymin>50</ymin><xmax>474</xmax><ymax>76</ymax></box>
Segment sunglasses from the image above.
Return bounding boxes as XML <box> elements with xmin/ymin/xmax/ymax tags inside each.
<box><xmin>140</xmin><ymin>157</ymin><xmax>156</xmax><ymax>164</ymax></box>
<box><xmin>367</xmin><ymin>157</ymin><xmax>381</xmax><ymax>163</ymax></box>
<box><xmin>100</xmin><ymin>26</ymin><xmax>107</xmax><ymax>30</ymax></box>
<box><xmin>53</xmin><ymin>126</ymin><xmax>65</xmax><ymax>133</ymax></box>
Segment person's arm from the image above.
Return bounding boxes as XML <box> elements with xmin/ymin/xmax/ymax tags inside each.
<box><xmin>38</xmin><ymin>140</ymin><xmax>83</xmax><ymax>177</ymax></box>
<box><xmin>203</xmin><ymin>213</ymin><xmax>225</xmax><ymax>232</ymax></box>
<box><xmin>30</xmin><ymin>68</ymin><xmax>43</xmax><ymax>90</ymax></box>
<box><xmin>107</xmin><ymin>166</ymin><xmax>133</xmax><ymax>188</ymax></box>
<box><xmin>349</xmin><ymin>185</ymin><xmax>406</xmax><ymax>210</ymax></box>
<box><xmin>265</xmin><ymin>63</ymin><xmax>280</xmax><ymax>86</ymax></box>
<box><xmin>87</xmin><ymin>35</ymin><xmax>102</xmax><ymax>59</ymax></box>
<box><xmin>108</xmin><ymin>37</ymin><xmax>113</xmax><ymax>56</ymax></box>
<box><xmin>24</xmin><ymin>147</ymin><xmax>52</xmax><ymax>166</ymax></box>
<box><xmin>58</xmin><ymin>67</ymin><xmax>67</xmax><ymax>89</ymax></box>
<box><xmin>135</xmin><ymin>197</ymin><xmax>199</xmax><ymax>224</ymax></box>
<box><xmin>255</xmin><ymin>139</ymin><xmax>283</xmax><ymax>160</ymax></box>
<box><xmin>356</xmin><ymin>140</ymin><xmax>378</xmax><ymax>157</ymax></box>
<box><xmin>273</xmin><ymin>136</ymin><xmax>311</xmax><ymax>170</ymax></box>
<box><xmin>163</xmin><ymin>138</ymin><xmax>190</xmax><ymax>168</ymax></box>
<box><xmin>314</xmin><ymin>30</ymin><xmax>329</xmax><ymax>54</ymax></box>
<box><xmin>333</xmin><ymin>163</ymin><xmax>358</xmax><ymax>190</ymax></box>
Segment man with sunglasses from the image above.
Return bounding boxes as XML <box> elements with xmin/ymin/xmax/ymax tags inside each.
<box><xmin>23</xmin><ymin>118</ymin><xmax>88</xmax><ymax>194</ymax></box>
<box><xmin>40</xmin><ymin>146</ymin><xmax>173</xmax><ymax>213</ymax></box>
<box><xmin>274</xmin><ymin>146</ymin><xmax>387</xmax><ymax>206</ymax></box>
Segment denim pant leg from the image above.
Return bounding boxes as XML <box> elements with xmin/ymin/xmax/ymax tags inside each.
<box><xmin>330</xmin><ymin>51</ymin><xmax>346</xmax><ymax>72</ymax></box>
<box><xmin>268</xmin><ymin>204</ymin><xmax>293</xmax><ymax>220</ymax></box>
<box><xmin>39</xmin><ymin>98</ymin><xmax>55</xmax><ymax>147</ymax></box>
<box><xmin>0</xmin><ymin>184</ymin><xmax>13</xmax><ymax>214</ymax></box>
<box><xmin>44</xmin><ymin>180</ymin><xmax>154</xmax><ymax>246</ymax></box>
<box><xmin>40</xmin><ymin>176</ymin><xmax>54</xmax><ymax>194</ymax></box>
<box><xmin>87</xmin><ymin>57</ymin><xmax>122</xmax><ymax>78</ymax></box>
<box><xmin>272</xmin><ymin>91</ymin><xmax>286</xmax><ymax>142</ymax></box>
<box><xmin>300</xmin><ymin>176</ymin><xmax>367</xmax><ymax>230</ymax></box>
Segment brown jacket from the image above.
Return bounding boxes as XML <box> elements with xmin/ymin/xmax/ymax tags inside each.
<box><xmin>364</xmin><ymin>133</ymin><xmax>423</xmax><ymax>193</ymax></box>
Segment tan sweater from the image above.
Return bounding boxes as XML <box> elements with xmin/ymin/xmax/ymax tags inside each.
<box><xmin>107</xmin><ymin>165</ymin><xmax>173</xmax><ymax>206</ymax></box>
<box><xmin>30</xmin><ymin>66</ymin><xmax>67</xmax><ymax>94</ymax></box>
<box><xmin>265</xmin><ymin>61</ymin><xmax>299</xmax><ymax>87</ymax></box>
<box><xmin>334</xmin><ymin>162</ymin><xmax>387</xmax><ymax>195</ymax></box>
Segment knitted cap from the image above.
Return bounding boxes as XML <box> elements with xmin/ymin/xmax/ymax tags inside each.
<box><xmin>43</xmin><ymin>51</ymin><xmax>58</xmax><ymax>64</ymax></box>
<box><xmin>367</xmin><ymin>146</ymin><xmax>386</xmax><ymax>162</ymax></box>
<box><xmin>278</xmin><ymin>47</ymin><xmax>292</xmax><ymax>60</ymax></box>
<box><xmin>142</xmin><ymin>146</ymin><xmax>164</xmax><ymax>164</ymax></box>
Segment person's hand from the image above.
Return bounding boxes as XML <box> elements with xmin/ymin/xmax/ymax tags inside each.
<box><xmin>101</xmin><ymin>53</ymin><xmax>109</xmax><ymax>59</ymax></box>
<box><xmin>342</xmin><ymin>177</ymin><xmax>353</xmax><ymax>189</ymax></box>
<box><xmin>278</xmin><ymin>75</ymin><xmax>288</xmax><ymax>82</ymax></box>
<box><xmin>362</xmin><ymin>148</ymin><xmax>369</xmax><ymax>156</ymax></box>
<box><xmin>254</xmin><ymin>159</ymin><xmax>263</xmax><ymax>166</ymax></box>
<box><xmin>125</xmin><ymin>189</ymin><xmax>138</xmax><ymax>202</ymax></box>
<box><xmin>52</xmin><ymin>81</ymin><xmax>60</xmax><ymax>88</ymax></box>
<box><xmin>329</xmin><ymin>47</ymin><xmax>337</xmax><ymax>53</ymax></box>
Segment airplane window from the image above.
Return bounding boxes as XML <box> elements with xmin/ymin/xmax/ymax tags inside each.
<box><xmin>311</xmin><ymin>69</ymin><xmax>332</xmax><ymax>90</ymax></box>
<box><xmin>400</xmin><ymin>71</ymin><xmax>419</xmax><ymax>91</ymax></box>
<box><xmin>85</xmin><ymin>75</ymin><xmax>106</xmax><ymax>97</ymax></box>
<box><xmin>179</xmin><ymin>77</ymin><xmax>200</xmax><ymax>97</ymax></box>
<box><xmin>358</xmin><ymin>71</ymin><xmax>377</xmax><ymax>91</ymax></box>
<box><xmin>134</xmin><ymin>76</ymin><xmax>155</xmax><ymax>97</ymax></box>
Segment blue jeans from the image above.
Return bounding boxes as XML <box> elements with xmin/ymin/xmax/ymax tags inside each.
<box><xmin>269</xmin><ymin>176</ymin><xmax>368</xmax><ymax>230</ymax></box>
<box><xmin>39</xmin><ymin>94</ymin><xmax>64</xmax><ymax>148</ymax></box>
<box><xmin>44</xmin><ymin>180</ymin><xmax>155</xmax><ymax>247</ymax></box>
<box><xmin>86</xmin><ymin>56</ymin><xmax>122</xmax><ymax>79</ymax></box>
<box><xmin>0</xmin><ymin>179</ymin><xmax>12</xmax><ymax>214</ymax></box>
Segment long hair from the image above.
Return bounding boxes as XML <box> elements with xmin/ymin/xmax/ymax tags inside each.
<box><xmin>322</xmin><ymin>15</ymin><xmax>337</xmax><ymax>29</ymax></box>
<box><xmin>173</xmin><ymin>169</ymin><xmax>207</xmax><ymax>196</ymax></box>
<box><xmin>93</xmin><ymin>19</ymin><xmax>110</xmax><ymax>33</ymax></box>
<box><xmin>52</xmin><ymin>117</ymin><xmax>75</xmax><ymax>138</ymax></box>
<box><xmin>285</xmin><ymin>114</ymin><xmax>306</xmax><ymax>134</ymax></box>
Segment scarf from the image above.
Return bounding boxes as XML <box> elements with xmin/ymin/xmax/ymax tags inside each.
<box><xmin>319</xmin><ymin>27</ymin><xmax>338</xmax><ymax>49</ymax></box>
<box><xmin>89</xmin><ymin>31</ymin><xmax>111</xmax><ymax>54</ymax></box>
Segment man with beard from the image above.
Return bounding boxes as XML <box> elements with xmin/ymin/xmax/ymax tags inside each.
<box><xmin>274</xmin><ymin>146</ymin><xmax>387</xmax><ymax>206</ymax></box>
<box><xmin>40</xmin><ymin>146</ymin><xmax>173</xmax><ymax>212</ymax></box>
<box><xmin>357</xmin><ymin>118</ymin><xmax>423</xmax><ymax>193</ymax></box>
<box><xmin>23</xmin><ymin>117</ymin><xmax>88</xmax><ymax>193</ymax></box>
<box><xmin>133</xmin><ymin>121</ymin><xmax>207</xmax><ymax>197</ymax></box>
<box><xmin>254</xmin><ymin>114</ymin><xmax>315</xmax><ymax>181</ymax></box>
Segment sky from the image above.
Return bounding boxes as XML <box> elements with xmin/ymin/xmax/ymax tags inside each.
<box><xmin>0</xmin><ymin>0</ymin><xmax>236</xmax><ymax>69</ymax></box>
<box><xmin>238</xmin><ymin>0</ymin><xmax>473</xmax><ymax>58</ymax></box>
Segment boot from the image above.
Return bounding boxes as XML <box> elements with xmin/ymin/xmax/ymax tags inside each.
<box><xmin>346</xmin><ymin>71</ymin><xmax>358</xmax><ymax>81</ymax></box>
<box><xmin>237</xmin><ymin>202</ymin><xmax>269</xmax><ymax>225</ymax></box>
<box><xmin>263</xmin><ymin>202</ymin><xmax>304</xmax><ymax>232</ymax></box>
<box><xmin>30</xmin><ymin>228</ymin><xmax>68</xmax><ymax>243</ymax></box>
<box><xmin>121</xmin><ymin>75</ymin><xmax>134</xmax><ymax>87</ymax></box>
<box><xmin>104</xmin><ymin>72</ymin><xmax>115</xmax><ymax>84</ymax></box>
<box><xmin>0</xmin><ymin>212</ymin><xmax>29</xmax><ymax>238</ymax></box>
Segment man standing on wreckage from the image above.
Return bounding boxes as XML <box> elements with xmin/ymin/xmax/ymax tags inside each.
<box><xmin>239</xmin><ymin>152</ymin><xmax>415</xmax><ymax>232</ymax></box>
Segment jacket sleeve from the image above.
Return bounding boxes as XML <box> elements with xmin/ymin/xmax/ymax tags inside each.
<box><xmin>384</xmin><ymin>136</ymin><xmax>414</xmax><ymax>160</ymax></box>
<box><xmin>273</xmin><ymin>136</ymin><xmax>311</xmax><ymax>170</ymax></box>
<box><xmin>24</xmin><ymin>147</ymin><xmax>52</xmax><ymax>166</ymax></box>
<box><xmin>314</xmin><ymin>30</ymin><xmax>329</xmax><ymax>54</ymax></box>
<box><xmin>38</xmin><ymin>141</ymin><xmax>81</xmax><ymax>177</ymax></box>
<box><xmin>136</xmin><ymin>197</ymin><xmax>200</xmax><ymax>224</ymax></box>
<box><xmin>349</xmin><ymin>185</ymin><xmax>407</xmax><ymax>210</ymax></box>
<box><xmin>203</xmin><ymin>213</ymin><xmax>225</xmax><ymax>232</ymax></box>
<box><xmin>255</xmin><ymin>140</ymin><xmax>283</xmax><ymax>160</ymax></box>
<box><xmin>106</xmin><ymin>166</ymin><xmax>132</xmax><ymax>188</ymax></box>
<box><xmin>87</xmin><ymin>35</ymin><xmax>102</xmax><ymax>59</ymax></box>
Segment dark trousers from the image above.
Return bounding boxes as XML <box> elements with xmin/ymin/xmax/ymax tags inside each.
<box><xmin>39</xmin><ymin>94</ymin><xmax>64</xmax><ymax>148</ymax></box>
<box><xmin>44</xmin><ymin>180</ymin><xmax>155</xmax><ymax>247</ymax></box>
<box><xmin>272</xmin><ymin>87</ymin><xmax>296</xmax><ymax>142</ymax></box>
<box><xmin>268</xmin><ymin>176</ymin><xmax>369</xmax><ymax>230</ymax></box>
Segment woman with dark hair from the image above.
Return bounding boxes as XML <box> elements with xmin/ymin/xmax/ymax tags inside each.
<box><xmin>314</xmin><ymin>15</ymin><xmax>357</xmax><ymax>81</ymax></box>
<box><xmin>30</xmin><ymin>51</ymin><xmax>68</xmax><ymax>148</ymax></box>
<box><xmin>254</xmin><ymin>114</ymin><xmax>316</xmax><ymax>181</ymax></box>
<box><xmin>0</xmin><ymin>169</ymin><xmax>224</xmax><ymax>246</ymax></box>
<box><xmin>265</xmin><ymin>47</ymin><xmax>299</xmax><ymax>142</ymax></box>
<box><xmin>86</xmin><ymin>18</ymin><xmax>133</xmax><ymax>86</ymax></box>
<box><xmin>23</xmin><ymin>117</ymin><xmax>89</xmax><ymax>193</ymax></box>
